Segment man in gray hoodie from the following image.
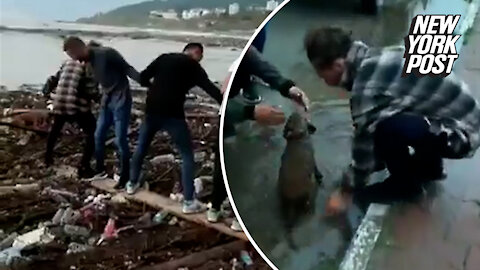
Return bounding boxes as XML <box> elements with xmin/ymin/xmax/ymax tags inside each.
<box><xmin>63</xmin><ymin>36</ymin><xmax>142</xmax><ymax>189</ymax></box>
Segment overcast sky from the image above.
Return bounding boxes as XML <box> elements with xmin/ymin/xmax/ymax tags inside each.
<box><xmin>0</xmin><ymin>0</ymin><xmax>147</xmax><ymax>22</ymax></box>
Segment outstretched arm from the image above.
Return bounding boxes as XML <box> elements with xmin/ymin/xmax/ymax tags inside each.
<box><xmin>139</xmin><ymin>56</ymin><xmax>161</xmax><ymax>87</ymax></box>
<box><xmin>195</xmin><ymin>64</ymin><xmax>223</xmax><ymax>104</ymax></box>
<box><xmin>107</xmin><ymin>48</ymin><xmax>141</xmax><ymax>83</ymax></box>
<box><xmin>242</xmin><ymin>46</ymin><xmax>295</xmax><ymax>97</ymax></box>
<box><xmin>242</xmin><ymin>47</ymin><xmax>310</xmax><ymax>109</ymax></box>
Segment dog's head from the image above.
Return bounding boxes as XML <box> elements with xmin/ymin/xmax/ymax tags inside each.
<box><xmin>283</xmin><ymin>112</ymin><xmax>316</xmax><ymax>140</ymax></box>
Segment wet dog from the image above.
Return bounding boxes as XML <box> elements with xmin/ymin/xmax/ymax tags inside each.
<box><xmin>278</xmin><ymin>112</ymin><xmax>323</xmax><ymax>249</ymax></box>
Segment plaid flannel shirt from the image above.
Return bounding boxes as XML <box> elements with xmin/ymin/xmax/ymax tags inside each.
<box><xmin>50</xmin><ymin>60</ymin><xmax>97</xmax><ymax>115</ymax></box>
<box><xmin>341</xmin><ymin>41</ymin><xmax>480</xmax><ymax>188</ymax></box>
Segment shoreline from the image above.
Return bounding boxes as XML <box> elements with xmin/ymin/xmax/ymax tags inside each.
<box><xmin>0</xmin><ymin>24</ymin><xmax>251</xmax><ymax>49</ymax></box>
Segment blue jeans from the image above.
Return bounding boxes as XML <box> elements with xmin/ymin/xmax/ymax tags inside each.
<box><xmin>130</xmin><ymin>115</ymin><xmax>195</xmax><ymax>201</ymax></box>
<box><xmin>95</xmin><ymin>97</ymin><xmax>132</xmax><ymax>182</ymax></box>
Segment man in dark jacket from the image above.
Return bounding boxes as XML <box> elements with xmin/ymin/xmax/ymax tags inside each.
<box><xmin>207</xmin><ymin>46</ymin><xmax>310</xmax><ymax>231</ymax></box>
<box><xmin>63</xmin><ymin>36</ymin><xmax>141</xmax><ymax>189</ymax></box>
<box><xmin>44</xmin><ymin>59</ymin><xmax>98</xmax><ymax>178</ymax></box>
<box><xmin>242</xmin><ymin>24</ymin><xmax>268</xmax><ymax>104</ymax></box>
<box><xmin>127</xmin><ymin>43</ymin><xmax>223</xmax><ymax>215</ymax></box>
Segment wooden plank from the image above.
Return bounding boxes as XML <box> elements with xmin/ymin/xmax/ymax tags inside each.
<box><xmin>0</xmin><ymin>183</ymin><xmax>40</xmax><ymax>196</ymax></box>
<box><xmin>138</xmin><ymin>240</ymin><xmax>246</xmax><ymax>270</ymax></box>
<box><xmin>90</xmin><ymin>179</ymin><xmax>248</xmax><ymax>241</ymax></box>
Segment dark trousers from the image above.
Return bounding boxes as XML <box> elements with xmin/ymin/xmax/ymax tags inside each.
<box><xmin>356</xmin><ymin>113</ymin><xmax>445</xmax><ymax>203</ymax></box>
<box><xmin>211</xmin><ymin>143</ymin><xmax>227</xmax><ymax>211</ymax></box>
<box><xmin>46</xmin><ymin>112</ymin><xmax>96</xmax><ymax>168</ymax></box>
<box><xmin>374</xmin><ymin>113</ymin><xmax>444</xmax><ymax>182</ymax></box>
<box><xmin>130</xmin><ymin>115</ymin><xmax>195</xmax><ymax>200</ymax></box>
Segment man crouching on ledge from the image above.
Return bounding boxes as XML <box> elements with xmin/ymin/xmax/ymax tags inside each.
<box><xmin>303</xmin><ymin>27</ymin><xmax>480</xmax><ymax>214</ymax></box>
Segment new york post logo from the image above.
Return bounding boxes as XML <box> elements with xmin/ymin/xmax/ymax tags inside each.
<box><xmin>402</xmin><ymin>15</ymin><xmax>461</xmax><ymax>77</ymax></box>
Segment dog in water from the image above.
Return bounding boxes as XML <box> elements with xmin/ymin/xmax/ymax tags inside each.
<box><xmin>278</xmin><ymin>112</ymin><xmax>323</xmax><ymax>250</ymax></box>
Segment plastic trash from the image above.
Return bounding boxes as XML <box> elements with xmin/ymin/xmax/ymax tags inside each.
<box><xmin>102</xmin><ymin>218</ymin><xmax>118</xmax><ymax>239</ymax></box>
<box><xmin>0</xmin><ymin>247</ymin><xmax>23</xmax><ymax>267</ymax></box>
<box><xmin>63</xmin><ymin>225</ymin><xmax>90</xmax><ymax>237</ymax></box>
<box><xmin>153</xmin><ymin>210</ymin><xmax>169</xmax><ymax>224</ymax></box>
<box><xmin>150</xmin><ymin>154</ymin><xmax>175</xmax><ymax>165</ymax></box>
<box><xmin>12</xmin><ymin>227</ymin><xmax>54</xmax><ymax>248</ymax></box>
<box><xmin>52</xmin><ymin>208</ymin><xmax>65</xmax><ymax>225</ymax></box>
<box><xmin>60</xmin><ymin>207</ymin><xmax>81</xmax><ymax>225</ymax></box>
<box><xmin>0</xmin><ymin>232</ymin><xmax>18</xmax><ymax>250</ymax></box>
<box><xmin>240</xmin><ymin>251</ymin><xmax>253</xmax><ymax>266</ymax></box>
<box><xmin>168</xmin><ymin>217</ymin><xmax>178</xmax><ymax>226</ymax></box>
<box><xmin>66</xmin><ymin>242</ymin><xmax>91</xmax><ymax>254</ymax></box>
<box><xmin>194</xmin><ymin>178</ymin><xmax>203</xmax><ymax>195</ymax></box>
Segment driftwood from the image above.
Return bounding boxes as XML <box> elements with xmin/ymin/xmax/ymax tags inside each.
<box><xmin>0</xmin><ymin>121</ymin><xmax>49</xmax><ymax>135</ymax></box>
<box><xmin>0</xmin><ymin>183</ymin><xmax>40</xmax><ymax>196</ymax></box>
<box><xmin>138</xmin><ymin>240</ymin><xmax>246</xmax><ymax>270</ymax></box>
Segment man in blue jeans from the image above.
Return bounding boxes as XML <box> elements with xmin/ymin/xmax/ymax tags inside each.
<box><xmin>127</xmin><ymin>43</ymin><xmax>223</xmax><ymax>214</ymax></box>
<box><xmin>63</xmin><ymin>36</ymin><xmax>142</xmax><ymax>189</ymax></box>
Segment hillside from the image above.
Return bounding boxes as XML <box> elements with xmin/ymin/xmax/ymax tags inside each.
<box><xmin>77</xmin><ymin>0</ymin><xmax>272</xmax><ymax>31</ymax></box>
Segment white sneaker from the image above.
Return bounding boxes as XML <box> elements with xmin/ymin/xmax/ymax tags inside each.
<box><xmin>92</xmin><ymin>171</ymin><xmax>108</xmax><ymax>180</ymax></box>
<box><xmin>207</xmin><ymin>208</ymin><xmax>222</xmax><ymax>223</ymax></box>
<box><xmin>126</xmin><ymin>181</ymin><xmax>141</xmax><ymax>195</ymax></box>
<box><xmin>230</xmin><ymin>218</ymin><xmax>243</xmax><ymax>232</ymax></box>
<box><xmin>182</xmin><ymin>200</ymin><xmax>206</xmax><ymax>214</ymax></box>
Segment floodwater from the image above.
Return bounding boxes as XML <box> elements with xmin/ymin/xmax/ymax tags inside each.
<box><xmin>224</xmin><ymin>0</ymin><xmax>478</xmax><ymax>269</ymax></box>
<box><xmin>0</xmin><ymin>31</ymin><xmax>240</xmax><ymax>90</ymax></box>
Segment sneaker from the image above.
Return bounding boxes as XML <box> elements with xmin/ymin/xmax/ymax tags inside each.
<box><xmin>242</xmin><ymin>86</ymin><xmax>262</xmax><ymax>105</ymax></box>
<box><xmin>182</xmin><ymin>200</ymin><xmax>206</xmax><ymax>214</ymax></box>
<box><xmin>93</xmin><ymin>171</ymin><xmax>108</xmax><ymax>180</ymax></box>
<box><xmin>126</xmin><ymin>181</ymin><xmax>141</xmax><ymax>195</ymax></box>
<box><xmin>242</xmin><ymin>91</ymin><xmax>262</xmax><ymax>105</ymax></box>
<box><xmin>230</xmin><ymin>218</ymin><xmax>243</xmax><ymax>232</ymax></box>
<box><xmin>114</xmin><ymin>180</ymin><xmax>127</xmax><ymax>190</ymax></box>
<box><xmin>78</xmin><ymin>167</ymin><xmax>95</xmax><ymax>179</ymax></box>
<box><xmin>207</xmin><ymin>208</ymin><xmax>222</xmax><ymax>223</ymax></box>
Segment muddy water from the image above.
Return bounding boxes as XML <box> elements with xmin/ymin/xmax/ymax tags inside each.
<box><xmin>224</xmin><ymin>0</ymin><xmax>476</xmax><ymax>269</ymax></box>
<box><xmin>0</xmin><ymin>31</ymin><xmax>240</xmax><ymax>90</ymax></box>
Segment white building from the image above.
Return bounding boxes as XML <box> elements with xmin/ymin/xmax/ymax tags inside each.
<box><xmin>214</xmin><ymin>7</ymin><xmax>227</xmax><ymax>16</ymax></box>
<box><xmin>149</xmin><ymin>9</ymin><xmax>178</xmax><ymax>20</ymax></box>
<box><xmin>228</xmin><ymin>3</ymin><xmax>240</xmax><ymax>15</ymax></box>
<box><xmin>181</xmin><ymin>8</ymin><xmax>212</xmax><ymax>20</ymax></box>
<box><xmin>266</xmin><ymin>0</ymin><xmax>279</xmax><ymax>11</ymax></box>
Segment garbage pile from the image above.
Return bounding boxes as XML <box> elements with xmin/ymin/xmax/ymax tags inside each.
<box><xmin>0</xmin><ymin>87</ymin><xmax>270</xmax><ymax>270</ymax></box>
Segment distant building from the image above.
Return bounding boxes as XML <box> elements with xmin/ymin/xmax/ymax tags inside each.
<box><xmin>253</xmin><ymin>6</ymin><xmax>267</xmax><ymax>12</ymax></box>
<box><xmin>214</xmin><ymin>7</ymin><xmax>227</xmax><ymax>16</ymax></box>
<box><xmin>181</xmin><ymin>8</ymin><xmax>211</xmax><ymax>20</ymax></box>
<box><xmin>149</xmin><ymin>9</ymin><xmax>178</xmax><ymax>20</ymax></box>
<box><xmin>266</xmin><ymin>0</ymin><xmax>279</xmax><ymax>11</ymax></box>
<box><xmin>228</xmin><ymin>3</ymin><xmax>240</xmax><ymax>15</ymax></box>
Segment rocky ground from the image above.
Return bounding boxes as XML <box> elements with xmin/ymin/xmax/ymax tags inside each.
<box><xmin>0</xmin><ymin>87</ymin><xmax>270</xmax><ymax>270</ymax></box>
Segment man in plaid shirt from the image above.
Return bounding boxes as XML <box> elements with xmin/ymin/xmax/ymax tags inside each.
<box><xmin>304</xmin><ymin>27</ymin><xmax>480</xmax><ymax>213</ymax></box>
<box><xmin>44</xmin><ymin>59</ymin><xmax>99</xmax><ymax>178</ymax></box>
